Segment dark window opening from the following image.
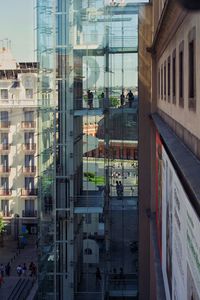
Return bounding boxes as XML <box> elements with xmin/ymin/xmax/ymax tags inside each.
<box><xmin>164</xmin><ymin>63</ymin><xmax>166</xmax><ymax>100</ymax></box>
<box><xmin>161</xmin><ymin>66</ymin><xmax>163</xmax><ymax>100</ymax></box>
<box><xmin>189</xmin><ymin>40</ymin><xmax>195</xmax><ymax>99</ymax></box>
<box><xmin>167</xmin><ymin>57</ymin><xmax>171</xmax><ymax>100</ymax></box>
<box><xmin>158</xmin><ymin>69</ymin><xmax>160</xmax><ymax>99</ymax></box>
<box><xmin>85</xmin><ymin>248</ymin><xmax>92</xmax><ymax>255</ymax></box>
<box><xmin>172</xmin><ymin>53</ymin><xmax>176</xmax><ymax>103</ymax></box>
<box><xmin>179</xmin><ymin>50</ymin><xmax>184</xmax><ymax>106</ymax></box>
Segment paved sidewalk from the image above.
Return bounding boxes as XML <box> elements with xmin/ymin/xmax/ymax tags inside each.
<box><xmin>0</xmin><ymin>235</ymin><xmax>37</xmax><ymax>299</ymax></box>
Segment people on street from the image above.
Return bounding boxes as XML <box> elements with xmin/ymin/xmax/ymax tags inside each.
<box><xmin>16</xmin><ymin>265</ymin><xmax>22</xmax><ymax>276</ymax></box>
<box><xmin>120</xmin><ymin>92</ymin><xmax>125</xmax><ymax>107</ymax></box>
<box><xmin>5</xmin><ymin>263</ymin><xmax>11</xmax><ymax>276</ymax></box>
<box><xmin>87</xmin><ymin>89</ymin><xmax>93</xmax><ymax>109</ymax></box>
<box><xmin>22</xmin><ymin>263</ymin><xmax>27</xmax><ymax>276</ymax></box>
<box><xmin>118</xmin><ymin>181</ymin><xmax>124</xmax><ymax>199</ymax></box>
<box><xmin>127</xmin><ymin>90</ymin><xmax>134</xmax><ymax>108</ymax></box>
<box><xmin>116</xmin><ymin>181</ymin><xmax>120</xmax><ymax>198</ymax></box>
<box><xmin>95</xmin><ymin>267</ymin><xmax>102</xmax><ymax>286</ymax></box>
<box><xmin>0</xmin><ymin>264</ymin><xmax>4</xmax><ymax>277</ymax></box>
<box><xmin>0</xmin><ymin>274</ymin><xmax>4</xmax><ymax>287</ymax></box>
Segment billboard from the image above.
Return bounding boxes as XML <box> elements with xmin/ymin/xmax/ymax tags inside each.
<box><xmin>161</xmin><ymin>147</ymin><xmax>200</xmax><ymax>300</ymax></box>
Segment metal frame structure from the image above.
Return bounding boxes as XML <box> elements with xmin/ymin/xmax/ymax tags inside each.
<box><xmin>36</xmin><ymin>1</ymin><xmax>145</xmax><ymax>299</ymax></box>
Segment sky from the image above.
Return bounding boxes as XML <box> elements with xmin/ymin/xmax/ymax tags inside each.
<box><xmin>0</xmin><ymin>0</ymin><xmax>139</xmax><ymax>87</ymax></box>
<box><xmin>0</xmin><ymin>0</ymin><xmax>35</xmax><ymax>62</ymax></box>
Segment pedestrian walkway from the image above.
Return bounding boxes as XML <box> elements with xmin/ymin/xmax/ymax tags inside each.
<box><xmin>0</xmin><ymin>235</ymin><xmax>37</xmax><ymax>299</ymax></box>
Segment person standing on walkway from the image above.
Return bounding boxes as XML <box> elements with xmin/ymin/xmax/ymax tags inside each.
<box><xmin>32</xmin><ymin>263</ymin><xmax>37</xmax><ymax>279</ymax></box>
<box><xmin>29</xmin><ymin>262</ymin><xmax>33</xmax><ymax>276</ymax></box>
<box><xmin>116</xmin><ymin>181</ymin><xmax>120</xmax><ymax>198</ymax></box>
<box><xmin>120</xmin><ymin>92</ymin><xmax>125</xmax><ymax>107</ymax></box>
<box><xmin>0</xmin><ymin>264</ymin><xmax>4</xmax><ymax>277</ymax></box>
<box><xmin>22</xmin><ymin>263</ymin><xmax>27</xmax><ymax>276</ymax></box>
<box><xmin>0</xmin><ymin>274</ymin><xmax>4</xmax><ymax>287</ymax></box>
<box><xmin>87</xmin><ymin>90</ymin><xmax>93</xmax><ymax>109</ymax></box>
<box><xmin>17</xmin><ymin>265</ymin><xmax>22</xmax><ymax>277</ymax></box>
<box><xmin>118</xmin><ymin>181</ymin><xmax>124</xmax><ymax>199</ymax></box>
<box><xmin>5</xmin><ymin>262</ymin><xmax>11</xmax><ymax>276</ymax></box>
<box><xmin>127</xmin><ymin>90</ymin><xmax>134</xmax><ymax>108</ymax></box>
<box><xmin>95</xmin><ymin>267</ymin><xmax>102</xmax><ymax>286</ymax></box>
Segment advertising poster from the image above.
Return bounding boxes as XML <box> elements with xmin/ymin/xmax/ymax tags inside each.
<box><xmin>161</xmin><ymin>147</ymin><xmax>200</xmax><ymax>300</ymax></box>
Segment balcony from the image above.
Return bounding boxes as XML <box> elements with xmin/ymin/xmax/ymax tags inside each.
<box><xmin>21</xmin><ymin>189</ymin><xmax>37</xmax><ymax>197</ymax></box>
<box><xmin>0</xmin><ymin>99</ymin><xmax>37</xmax><ymax>108</ymax></box>
<box><xmin>22</xmin><ymin>210</ymin><xmax>37</xmax><ymax>218</ymax></box>
<box><xmin>0</xmin><ymin>144</ymin><xmax>11</xmax><ymax>153</ymax></box>
<box><xmin>0</xmin><ymin>166</ymin><xmax>11</xmax><ymax>175</ymax></box>
<box><xmin>0</xmin><ymin>210</ymin><xmax>12</xmax><ymax>217</ymax></box>
<box><xmin>21</xmin><ymin>121</ymin><xmax>35</xmax><ymax>130</ymax></box>
<box><xmin>23</xmin><ymin>143</ymin><xmax>36</xmax><ymax>153</ymax></box>
<box><xmin>0</xmin><ymin>121</ymin><xmax>10</xmax><ymax>130</ymax></box>
<box><xmin>22</xmin><ymin>166</ymin><xmax>36</xmax><ymax>175</ymax></box>
<box><xmin>0</xmin><ymin>189</ymin><xmax>12</xmax><ymax>197</ymax></box>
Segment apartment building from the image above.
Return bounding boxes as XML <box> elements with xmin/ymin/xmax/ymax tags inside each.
<box><xmin>0</xmin><ymin>47</ymin><xmax>38</xmax><ymax>236</ymax></box>
<box><xmin>139</xmin><ymin>1</ymin><xmax>200</xmax><ymax>299</ymax></box>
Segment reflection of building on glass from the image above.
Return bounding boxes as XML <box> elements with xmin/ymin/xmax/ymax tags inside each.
<box><xmin>166</xmin><ymin>163</ymin><xmax>172</xmax><ymax>296</ymax></box>
<box><xmin>173</xmin><ymin>277</ymin><xmax>178</xmax><ymax>300</ymax></box>
<box><xmin>157</xmin><ymin>142</ymin><xmax>162</xmax><ymax>254</ymax></box>
<box><xmin>187</xmin><ymin>264</ymin><xmax>200</xmax><ymax>300</ymax></box>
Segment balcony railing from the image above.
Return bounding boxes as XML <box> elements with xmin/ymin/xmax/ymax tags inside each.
<box><xmin>0</xmin><ymin>144</ymin><xmax>11</xmax><ymax>152</ymax></box>
<box><xmin>22</xmin><ymin>210</ymin><xmax>37</xmax><ymax>217</ymax></box>
<box><xmin>0</xmin><ymin>121</ymin><xmax>10</xmax><ymax>129</ymax></box>
<box><xmin>0</xmin><ymin>99</ymin><xmax>37</xmax><ymax>107</ymax></box>
<box><xmin>0</xmin><ymin>166</ymin><xmax>11</xmax><ymax>173</ymax></box>
<box><xmin>21</xmin><ymin>189</ymin><xmax>37</xmax><ymax>197</ymax></box>
<box><xmin>0</xmin><ymin>210</ymin><xmax>12</xmax><ymax>217</ymax></box>
<box><xmin>0</xmin><ymin>189</ymin><xmax>12</xmax><ymax>196</ymax></box>
<box><xmin>21</xmin><ymin>121</ymin><xmax>35</xmax><ymax>130</ymax></box>
<box><xmin>22</xmin><ymin>166</ymin><xmax>36</xmax><ymax>174</ymax></box>
<box><xmin>23</xmin><ymin>143</ymin><xmax>36</xmax><ymax>152</ymax></box>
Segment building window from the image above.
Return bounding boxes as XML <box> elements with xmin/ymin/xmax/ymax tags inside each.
<box><xmin>164</xmin><ymin>62</ymin><xmax>166</xmax><ymax>100</ymax></box>
<box><xmin>84</xmin><ymin>248</ymin><xmax>92</xmax><ymax>255</ymax></box>
<box><xmin>167</xmin><ymin>56</ymin><xmax>171</xmax><ymax>101</ymax></box>
<box><xmin>188</xmin><ymin>27</ymin><xmax>196</xmax><ymax>111</ymax></box>
<box><xmin>25</xmin><ymin>199</ymin><xmax>35</xmax><ymax>215</ymax></box>
<box><xmin>25</xmin><ymin>155</ymin><xmax>34</xmax><ymax>167</ymax></box>
<box><xmin>0</xmin><ymin>111</ymin><xmax>8</xmax><ymax>122</ymax></box>
<box><xmin>161</xmin><ymin>65</ymin><xmax>163</xmax><ymax>100</ymax></box>
<box><xmin>172</xmin><ymin>49</ymin><xmax>176</xmax><ymax>104</ymax></box>
<box><xmin>1</xmin><ymin>200</ymin><xmax>9</xmax><ymax>217</ymax></box>
<box><xmin>1</xmin><ymin>177</ymin><xmax>9</xmax><ymax>189</ymax></box>
<box><xmin>1</xmin><ymin>133</ymin><xmax>8</xmax><ymax>145</ymax></box>
<box><xmin>25</xmin><ymin>89</ymin><xmax>33</xmax><ymax>99</ymax></box>
<box><xmin>179</xmin><ymin>41</ymin><xmax>184</xmax><ymax>107</ymax></box>
<box><xmin>85</xmin><ymin>214</ymin><xmax>92</xmax><ymax>224</ymax></box>
<box><xmin>25</xmin><ymin>177</ymin><xmax>34</xmax><ymax>191</ymax></box>
<box><xmin>1</xmin><ymin>155</ymin><xmax>8</xmax><ymax>168</ymax></box>
<box><xmin>158</xmin><ymin>69</ymin><xmax>160</xmax><ymax>99</ymax></box>
<box><xmin>24</xmin><ymin>132</ymin><xmax>34</xmax><ymax>144</ymax></box>
<box><xmin>24</xmin><ymin>111</ymin><xmax>34</xmax><ymax>122</ymax></box>
<box><xmin>0</xmin><ymin>89</ymin><xmax>8</xmax><ymax>99</ymax></box>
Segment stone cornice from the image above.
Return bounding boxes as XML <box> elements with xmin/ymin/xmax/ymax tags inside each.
<box><xmin>150</xmin><ymin>0</ymin><xmax>187</xmax><ymax>59</ymax></box>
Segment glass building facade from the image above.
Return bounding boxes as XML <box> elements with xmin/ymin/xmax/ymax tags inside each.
<box><xmin>36</xmin><ymin>1</ymin><xmax>145</xmax><ymax>299</ymax></box>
